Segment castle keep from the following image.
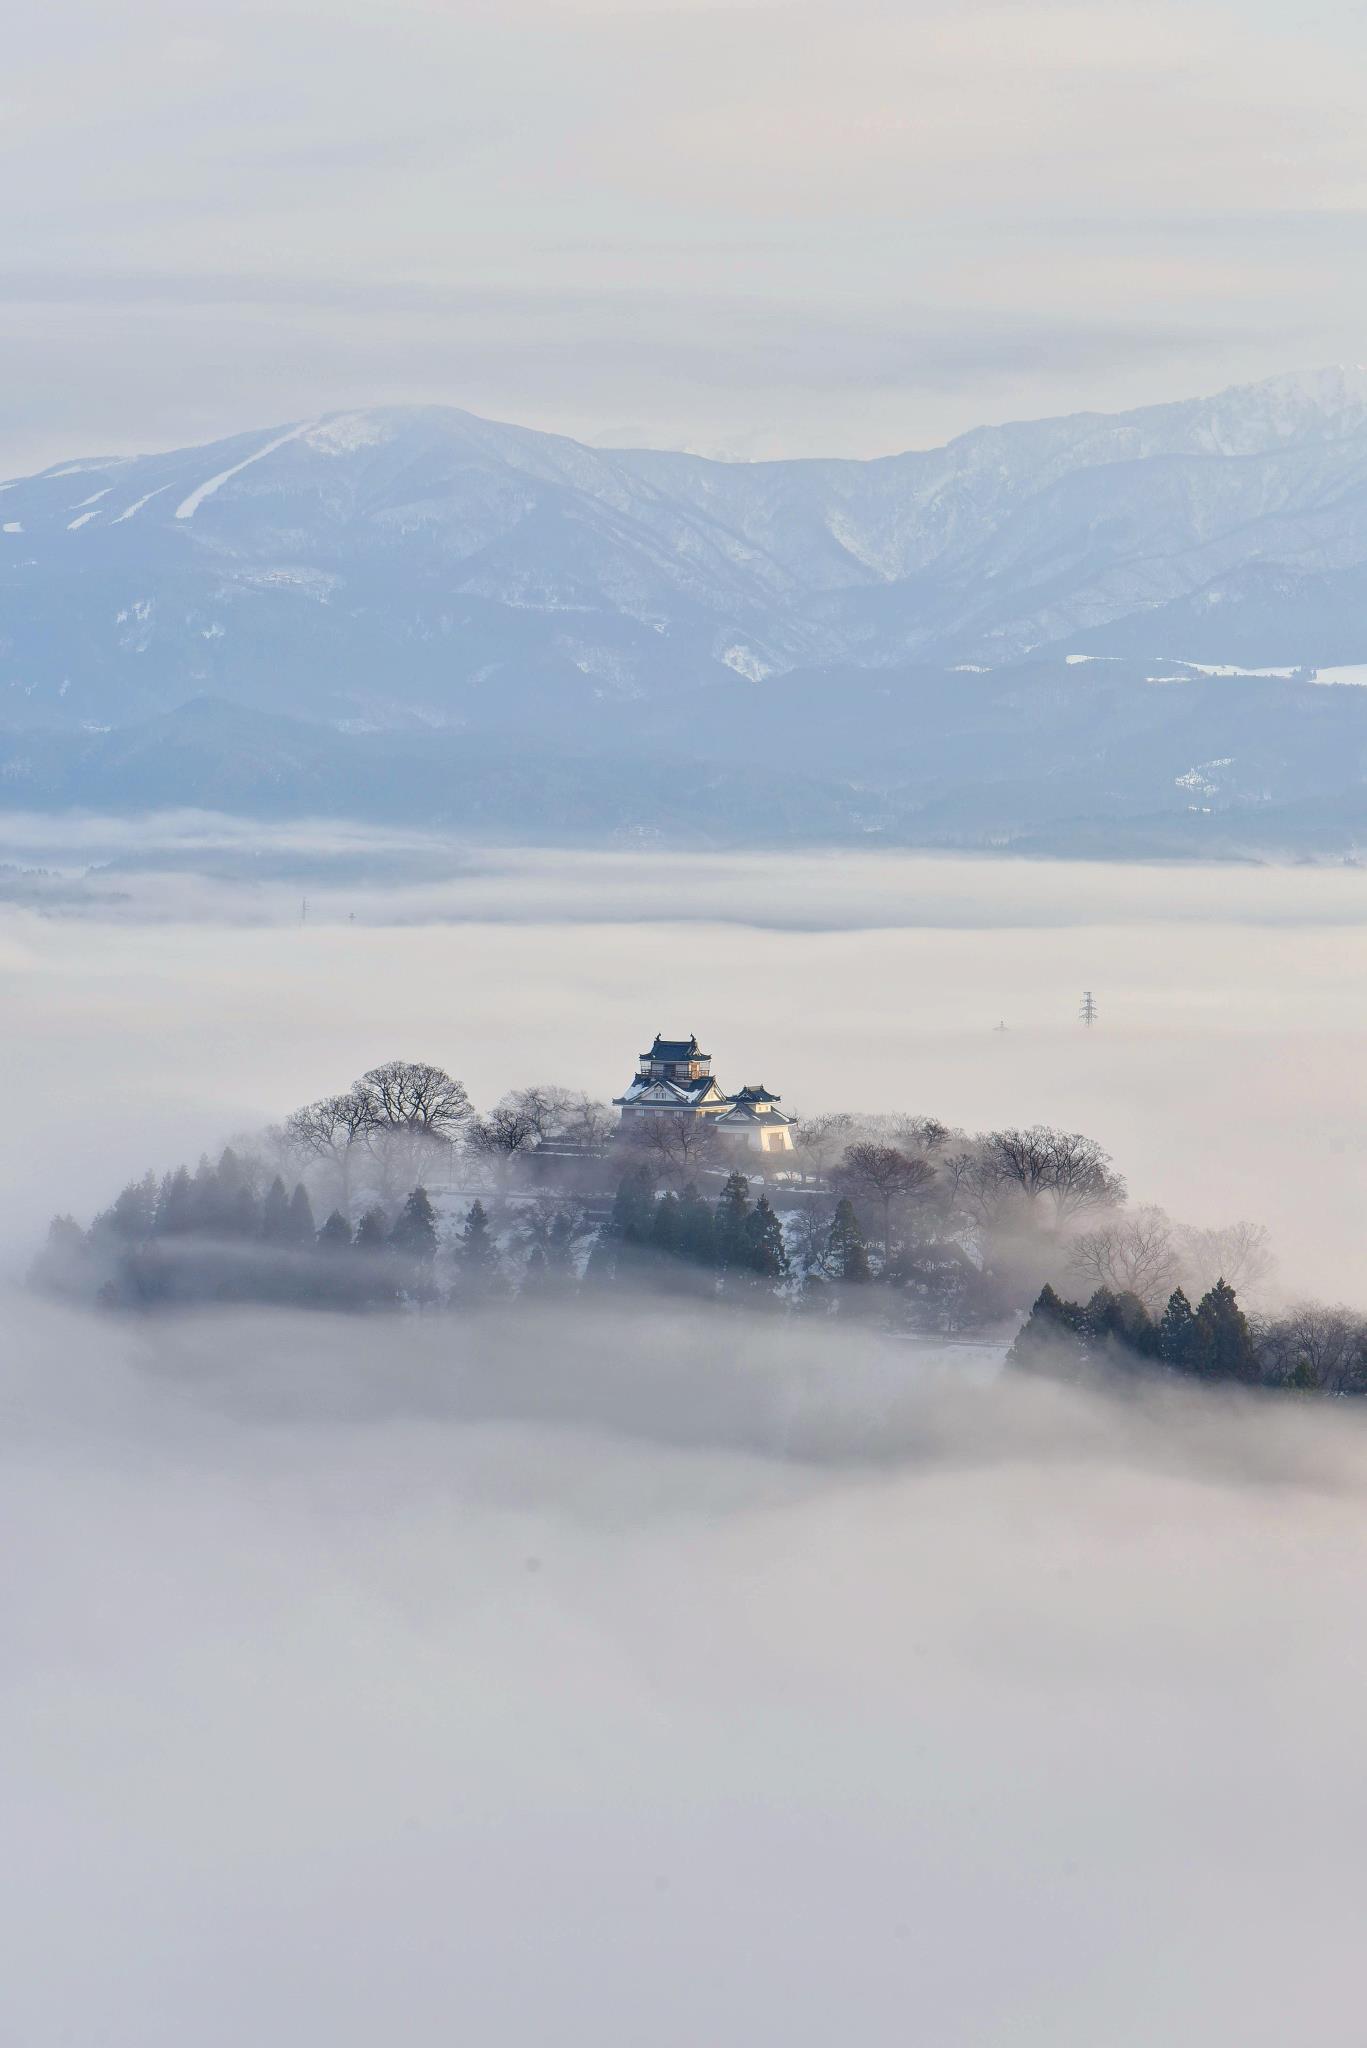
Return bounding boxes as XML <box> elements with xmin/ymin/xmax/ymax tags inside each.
<box><xmin>613</xmin><ymin>1034</ymin><xmax>797</xmax><ymax>1155</ymax></box>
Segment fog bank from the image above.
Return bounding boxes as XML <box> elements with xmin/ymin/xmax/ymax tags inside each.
<box><xmin>8</xmin><ymin>1296</ymin><xmax>1367</xmax><ymax>2046</ymax></box>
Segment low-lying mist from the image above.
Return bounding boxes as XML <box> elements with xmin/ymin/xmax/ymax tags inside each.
<box><xmin>9</xmin><ymin>1293</ymin><xmax>1367</xmax><ymax>2046</ymax></box>
<box><xmin>5</xmin><ymin>831</ymin><xmax>1367</xmax><ymax>1301</ymax></box>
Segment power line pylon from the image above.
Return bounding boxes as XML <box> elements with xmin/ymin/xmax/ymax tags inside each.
<box><xmin>1079</xmin><ymin>990</ymin><xmax>1098</xmax><ymax>1028</ymax></box>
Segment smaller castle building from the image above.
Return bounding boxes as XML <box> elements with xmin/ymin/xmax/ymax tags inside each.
<box><xmin>614</xmin><ymin>1033</ymin><xmax>797</xmax><ymax>1155</ymax></box>
<box><xmin>712</xmin><ymin>1083</ymin><xmax>796</xmax><ymax>1154</ymax></box>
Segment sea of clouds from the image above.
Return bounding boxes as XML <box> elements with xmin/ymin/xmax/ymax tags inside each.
<box><xmin>8</xmin><ymin>826</ymin><xmax>1367</xmax><ymax>2042</ymax></box>
<box><xmin>9</xmin><ymin>1297</ymin><xmax>1367</xmax><ymax>2045</ymax></box>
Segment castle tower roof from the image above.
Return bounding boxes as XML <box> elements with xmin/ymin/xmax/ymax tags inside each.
<box><xmin>640</xmin><ymin>1033</ymin><xmax>707</xmax><ymax>1063</ymax></box>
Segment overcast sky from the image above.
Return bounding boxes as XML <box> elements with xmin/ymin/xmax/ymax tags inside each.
<box><xmin>5</xmin><ymin>0</ymin><xmax>1367</xmax><ymax>470</ymax></box>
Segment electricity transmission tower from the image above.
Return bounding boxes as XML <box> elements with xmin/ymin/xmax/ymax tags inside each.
<box><xmin>1079</xmin><ymin>990</ymin><xmax>1098</xmax><ymax>1028</ymax></box>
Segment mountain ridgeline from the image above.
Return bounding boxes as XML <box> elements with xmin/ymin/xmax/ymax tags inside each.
<box><xmin>9</xmin><ymin>369</ymin><xmax>1367</xmax><ymax>854</ymax></box>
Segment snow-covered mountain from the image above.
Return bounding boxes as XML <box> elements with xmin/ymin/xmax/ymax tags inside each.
<box><xmin>8</xmin><ymin>371</ymin><xmax>1367</xmax><ymax>856</ymax></box>
<box><xmin>7</xmin><ymin>367</ymin><xmax>1367</xmax><ymax>734</ymax></box>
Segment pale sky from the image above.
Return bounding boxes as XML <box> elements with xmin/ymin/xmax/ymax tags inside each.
<box><xmin>4</xmin><ymin>0</ymin><xmax>1367</xmax><ymax>470</ymax></box>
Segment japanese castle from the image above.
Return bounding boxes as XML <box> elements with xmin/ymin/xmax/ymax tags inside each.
<box><xmin>613</xmin><ymin>1034</ymin><xmax>798</xmax><ymax>1155</ymax></box>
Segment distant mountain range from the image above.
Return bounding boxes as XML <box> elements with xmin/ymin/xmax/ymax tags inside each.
<box><xmin>6</xmin><ymin>370</ymin><xmax>1367</xmax><ymax>855</ymax></box>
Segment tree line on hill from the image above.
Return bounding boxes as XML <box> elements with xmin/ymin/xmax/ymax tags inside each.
<box><xmin>32</xmin><ymin>1145</ymin><xmax>834</xmax><ymax>1313</ymax></box>
<box><xmin>33</xmin><ymin>1052</ymin><xmax>1367</xmax><ymax>1391</ymax></box>
<box><xmin>1009</xmin><ymin>1278</ymin><xmax>1367</xmax><ymax>1393</ymax></box>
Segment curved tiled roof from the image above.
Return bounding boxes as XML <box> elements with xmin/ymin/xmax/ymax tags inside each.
<box><xmin>640</xmin><ymin>1034</ymin><xmax>707</xmax><ymax>1063</ymax></box>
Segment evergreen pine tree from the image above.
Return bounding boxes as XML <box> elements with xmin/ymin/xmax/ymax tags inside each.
<box><xmin>582</xmin><ymin>1236</ymin><xmax>617</xmax><ymax>1289</ymax></box>
<box><xmin>217</xmin><ymin>1147</ymin><xmax>246</xmax><ymax>1194</ymax></box>
<box><xmin>29</xmin><ymin>1215</ymin><xmax>92</xmax><ymax>1298</ymax></box>
<box><xmin>1194</xmin><ymin>1278</ymin><xmax>1258</xmax><ymax>1383</ymax></box>
<box><xmin>610</xmin><ymin>1166</ymin><xmax>656</xmax><ymax>1247</ymax></box>
<box><xmin>1085</xmin><ymin>1288</ymin><xmax>1159</xmax><ymax>1363</ymax></box>
<box><xmin>353</xmin><ymin>1205</ymin><xmax>394</xmax><ymax>1308</ymax></box>
<box><xmin>101</xmin><ymin>1171</ymin><xmax>158</xmax><ymax>1242</ymax></box>
<box><xmin>1159</xmin><ymin>1287</ymin><xmax>1198</xmax><ymax>1373</ymax></box>
<box><xmin>260</xmin><ymin>1175</ymin><xmax>291</xmax><ymax>1243</ymax></box>
<box><xmin>714</xmin><ymin>1172</ymin><xmax>752</xmax><ymax>1270</ymax></box>
<box><xmin>826</xmin><ymin>1198</ymin><xmax>871</xmax><ymax>1283</ymax></box>
<box><xmin>156</xmin><ymin>1166</ymin><xmax>195</xmax><ymax>1236</ymax></box>
<box><xmin>390</xmin><ymin>1186</ymin><xmax>438</xmax><ymax>1263</ymax></box>
<box><xmin>651</xmin><ymin>1189</ymin><xmax>682</xmax><ymax>1258</ymax></box>
<box><xmin>285</xmin><ymin>1182</ymin><xmax>316</xmax><ymax>1246</ymax></box>
<box><xmin>546</xmin><ymin>1212</ymin><xmax>576</xmax><ymax>1274</ymax></box>
<box><xmin>677</xmin><ymin>1183</ymin><xmax>716</xmax><ymax>1267</ymax></box>
<box><xmin>521</xmin><ymin>1246</ymin><xmax>552</xmax><ymax>1299</ymax></box>
<box><xmin>743</xmin><ymin>1194</ymin><xmax>789</xmax><ymax>1289</ymax></box>
<box><xmin>458</xmin><ymin>1200</ymin><xmax>500</xmax><ymax>1302</ymax></box>
<box><xmin>1007</xmin><ymin>1284</ymin><xmax>1088</xmax><ymax>1374</ymax></box>
<box><xmin>189</xmin><ymin>1154</ymin><xmax>219</xmax><ymax>1231</ymax></box>
<box><xmin>354</xmin><ymin>1207</ymin><xmax>388</xmax><ymax>1251</ymax></box>
<box><xmin>318</xmin><ymin>1210</ymin><xmax>354</xmax><ymax>1251</ymax></box>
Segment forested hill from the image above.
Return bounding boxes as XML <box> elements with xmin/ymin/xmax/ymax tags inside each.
<box><xmin>32</xmin><ymin>1057</ymin><xmax>1367</xmax><ymax>1396</ymax></box>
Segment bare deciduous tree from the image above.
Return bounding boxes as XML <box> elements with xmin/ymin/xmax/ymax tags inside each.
<box><xmin>934</xmin><ymin>1148</ymin><xmax>987</xmax><ymax>1218</ymax></box>
<box><xmin>622</xmin><ymin>1110</ymin><xmax>719</xmax><ymax>1186</ymax></box>
<box><xmin>465</xmin><ymin>1099</ymin><xmax>542</xmax><ymax>1184</ymax></box>
<box><xmin>832</xmin><ymin>1143</ymin><xmax>937</xmax><ymax>1257</ymax></box>
<box><xmin>891</xmin><ymin>1114</ymin><xmax>950</xmax><ymax>1153</ymax></box>
<box><xmin>1068</xmin><ymin>1206</ymin><xmax>1180</xmax><ymax>1311</ymax></box>
<box><xmin>561</xmin><ymin>1095</ymin><xmax>616</xmax><ymax>1152</ymax></box>
<box><xmin>355</xmin><ymin>1061</ymin><xmax>472</xmax><ymax>1139</ymax></box>
<box><xmin>502</xmin><ymin>1085</ymin><xmax>614</xmax><ymax>1152</ymax></box>
<box><xmin>981</xmin><ymin>1126</ymin><xmax>1126</xmax><ymax>1225</ymax></box>
<box><xmin>786</xmin><ymin>1196</ymin><xmax>839</xmax><ymax>1278</ymax></box>
<box><xmin>1177</xmin><ymin>1219</ymin><xmax>1274</xmax><ymax>1301</ymax></box>
<box><xmin>1258</xmin><ymin>1301</ymin><xmax>1367</xmax><ymax>1392</ymax></box>
<box><xmin>500</xmin><ymin>1085</ymin><xmax>575</xmax><ymax>1142</ymax></box>
<box><xmin>283</xmin><ymin>1090</ymin><xmax>372</xmax><ymax>1209</ymax></box>
<box><xmin>791</xmin><ymin>1111</ymin><xmax>854</xmax><ymax>1182</ymax></box>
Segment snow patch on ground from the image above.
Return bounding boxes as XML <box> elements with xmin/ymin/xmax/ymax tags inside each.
<box><xmin>236</xmin><ymin>566</ymin><xmax>339</xmax><ymax>601</ymax></box>
<box><xmin>951</xmin><ymin>663</ymin><xmax>991</xmax><ymax>673</ymax></box>
<box><xmin>43</xmin><ymin>462</ymin><xmax>114</xmax><ymax>480</ymax></box>
<box><xmin>113</xmin><ymin>486</ymin><xmax>171</xmax><ymax>524</ymax></box>
<box><xmin>1175</xmin><ymin>757</ymin><xmax>1233</xmax><ymax>795</ymax></box>
<box><xmin>304</xmin><ymin>413</ymin><xmax>393</xmax><ymax>455</ymax></box>
<box><xmin>2</xmin><ymin>522</ymin><xmax>22</xmax><ymax>535</ymax></box>
<box><xmin>114</xmin><ymin>598</ymin><xmax>155</xmax><ymax>652</ymax></box>
<box><xmin>1311</xmin><ymin>663</ymin><xmax>1367</xmax><ymax>687</ymax></box>
<box><xmin>1065</xmin><ymin>653</ymin><xmax>1121</xmax><ymax>665</ymax></box>
<box><xmin>721</xmin><ymin>643</ymin><xmax>772</xmax><ymax>681</ymax></box>
<box><xmin>73</xmin><ymin>488</ymin><xmax>112</xmax><ymax>509</ymax></box>
<box><xmin>66</xmin><ymin>510</ymin><xmax>102</xmax><ymax>531</ymax></box>
<box><xmin>1174</xmin><ymin>659</ymin><xmax>1300</xmax><ymax>677</ymax></box>
<box><xmin>175</xmin><ymin>422</ymin><xmax>316</xmax><ymax>521</ymax></box>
